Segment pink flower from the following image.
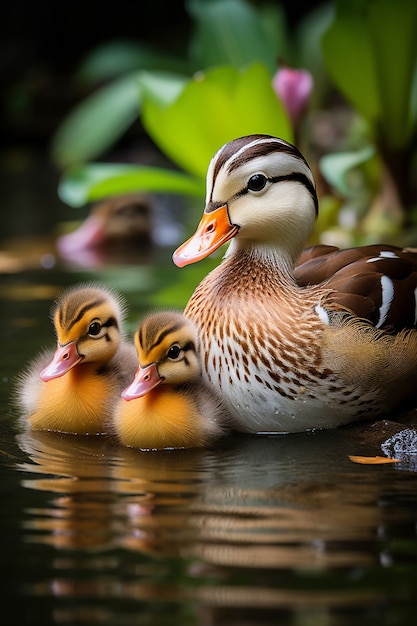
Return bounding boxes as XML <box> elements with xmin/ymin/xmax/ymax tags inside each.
<box><xmin>272</xmin><ymin>67</ymin><xmax>313</xmax><ymax>127</ymax></box>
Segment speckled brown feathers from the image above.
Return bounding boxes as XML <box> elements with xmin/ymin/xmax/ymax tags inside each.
<box><xmin>173</xmin><ymin>134</ymin><xmax>417</xmax><ymax>433</ymax></box>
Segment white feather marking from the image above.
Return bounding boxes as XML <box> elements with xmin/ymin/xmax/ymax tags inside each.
<box><xmin>414</xmin><ymin>286</ymin><xmax>417</xmax><ymax>326</ymax></box>
<box><xmin>367</xmin><ymin>250</ymin><xmax>399</xmax><ymax>263</ymax></box>
<box><xmin>376</xmin><ymin>275</ymin><xmax>394</xmax><ymax>328</ymax></box>
<box><xmin>315</xmin><ymin>304</ymin><xmax>330</xmax><ymax>325</ymax></box>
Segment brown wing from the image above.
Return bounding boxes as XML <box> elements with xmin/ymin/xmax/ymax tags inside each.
<box><xmin>294</xmin><ymin>245</ymin><xmax>417</xmax><ymax>331</ymax></box>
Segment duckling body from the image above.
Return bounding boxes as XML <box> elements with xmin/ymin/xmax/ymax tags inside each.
<box><xmin>16</xmin><ymin>284</ymin><xmax>137</xmax><ymax>434</ymax></box>
<box><xmin>113</xmin><ymin>312</ymin><xmax>228</xmax><ymax>449</ymax></box>
<box><xmin>173</xmin><ymin>134</ymin><xmax>417</xmax><ymax>433</ymax></box>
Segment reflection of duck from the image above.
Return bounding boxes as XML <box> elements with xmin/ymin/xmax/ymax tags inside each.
<box><xmin>57</xmin><ymin>194</ymin><xmax>153</xmax><ymax>257</ymax></box>
<box><xmin>56</xmin><ymin>193</ymin><xmax>183</xmax><ymax>267</ymax></box>
<box><xmin>113</xmin><ymin>312</ymin><xmax>230</xmax><ymax>450</ymax></box>
<box><xmin>15</xmin><ymin>283</ymin><xmax>137</xmax><ymax>434</ymax></box>
<box><xmin>173</xmin><ymin>134</ymin><xmax>417</xmax><ymax>433</ymax></box>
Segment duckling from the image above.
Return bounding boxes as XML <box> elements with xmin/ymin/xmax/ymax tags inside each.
<box><xmin>15</xmin><ymin>283</ymin><xmax>137</xmax><ymax>434</ymax></box>
<box><xmin>113</xmin><ymin>312</ymin><xmax>229</xmax><ymax>450</ymax></box>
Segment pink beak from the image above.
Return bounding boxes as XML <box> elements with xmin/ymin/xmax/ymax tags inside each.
<box><xmin>40</xmin><ymin>341</ymin><xmax>82</xmax><ymax>382</ymax></box>
<box><xmin>57</xmin><ymin>215</ymin><xmax>106</xmax><ymax>255</ymax></box>
<box><xmin>121</xmin><ymin>362</ymin><xmax>162</xmax><ymax>401</ymax></box>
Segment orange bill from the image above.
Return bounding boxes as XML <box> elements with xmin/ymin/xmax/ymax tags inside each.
<box><xmin>173</xmin><ymin>204</ymin><xmax>238</xmax><ymax>267</ymax></box>
<box><xmin>40</xmin><ymin>341</ymin><xmax>82</xmax><ymax>381</ymax></box>
<box><xmin>121</xmin><ymin>363</ymin><xmax>162</xmax><ymax>401</ymax></box>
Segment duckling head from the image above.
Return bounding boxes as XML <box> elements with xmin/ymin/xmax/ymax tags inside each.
<box><xmin>173</xmin><ymin>134</ymin><xmax>318</xmax><ymax>269</ymax></box>
<box><xmin>122</xmin><ymin>312</ymin><xmax>200</xmax><ymax>400</ymax></box>
<box><xmin>40</xmin><ymin>284</ymin><xmax>126</xmax><ymax>382</ymax></box>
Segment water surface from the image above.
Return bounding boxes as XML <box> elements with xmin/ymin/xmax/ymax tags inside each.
<box><xmin>0</xmin><ymin>251</ymin><xmax>416</xmax><ymax>626</ymax></box>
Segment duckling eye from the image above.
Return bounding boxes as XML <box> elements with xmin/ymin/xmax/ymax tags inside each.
<box><xmin>88</xmin><ymin>321</ymin><xmax>102</xmax><ymax>336</ymax></box>
<box><xmin>167</xmin><ymin>344</ymin><xmax>182</xmax><ymax>360</ymax></box>
<box><xmin>247</xmin><ymin>174</ymin><xmax>267</xmax><ymax>192</ymax></box>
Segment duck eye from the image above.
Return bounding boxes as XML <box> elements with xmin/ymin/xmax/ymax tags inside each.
<box><xmin>247</xmin><ymin>174</ymin><xmax>267</xmax><ymax>192</ymax></box>
<box><xmin>88</xmin><ymin>321</ymin><xmax>102</xmax><ymax>336</ymax></box>
<box><xmin>167</xmin><ymin>344</ymin><xmax>182</xmax><ymax>360</ymax></box>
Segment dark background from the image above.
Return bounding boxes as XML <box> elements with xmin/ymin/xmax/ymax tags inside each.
<box><xmin>1</xmin><ymin>0</ymin><xmax>320</xmax><ymax>146</ymax></box>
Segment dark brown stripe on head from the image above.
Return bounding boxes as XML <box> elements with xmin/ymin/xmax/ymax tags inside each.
<box><xmin>68</xmin><ymin>299</ymin><xmax>106</xmax><ymax>331</ymax></box>
<box><xmin>226</xmin><ymin>137</ymin><xmax>308</xmax><ymax>174</ymax></box>
<box><xmin>149</xmin><ymin>321</ymin><xmax>183</xmax><ymax>352</ymax></box>
<box><xmin>138</xmin><ymin>312</ymin><xmax>186</xmax><ymax>353</ymax></box>
<box><xmin>58</xmin><ymin>298</ymin><xmax>106</xmax><ymax>332</ymax></box>
<box><xmin>209</xmin><ymin>135</ymin><xmax>313</xmax><ymax>205</ymax></box>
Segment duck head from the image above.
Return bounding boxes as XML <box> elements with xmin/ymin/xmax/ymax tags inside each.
<box><xmin>40</xmin><ymin>285</ymin><xmax>125</xmax><ymax>381</ymax></box>
<box><xmin>122</xmin><ymin>312</ymin><xmax>200</xmax><ymax>400</ymax></box>
<box><xmin>173</xmin><ymin>134</ymin><xmax>318</xmax><ymax>269</ymax></box>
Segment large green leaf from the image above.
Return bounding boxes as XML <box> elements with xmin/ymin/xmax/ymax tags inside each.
<box><xmin>58</xmin><ymin>164</ymin><xmax>204</xmax><ymax>208</ymax></box>
<box><xmin>368</xmin><ymin>0</ymin><xmax>417</xmax><ymax>147</ymax></box>
<box><xmin>51</xmin><ymin>71</ymin><xmax>187</xmax><ymax>169</ymax></box>
<box><xmin>187</xmin><ymin>0</ymin><xmax>281</xmax><ymax>73</ymax></box>
<box><xmin>140</xmin><ymin>64</ymin><xmax>293</xmax><ymax>180</ymax></box>
<box><xmin>322</xmin><ymin>0</ymin><xmax>417</xmax><ymax>148</ymax></box>
<box><xmin>51</xmin><ymin>72</ymin><xmax>143</xmax><ymax>169</ymax></box>
<box><xmin>321</xmin><ymin>1</ymin><xmax>380</xmax><ymax>124</ymax></box>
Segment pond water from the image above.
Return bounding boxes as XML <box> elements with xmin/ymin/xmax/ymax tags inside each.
<box><xmin>0</xmin><ymin>224</ymin><xmax>416</xmax><ymax>625</ymax></box>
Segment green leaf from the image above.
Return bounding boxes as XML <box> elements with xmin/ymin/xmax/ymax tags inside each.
<box><xmin>140</xmin><ymin>63</ymin><xmax>293</xmax><ymax>180</ymax></box>
<box><xmin>296</xmin><ymin>3</ymin><xmax>335</xmax><ymax>103</ymax></box>
<box><xmin>77</xmin><ymin>40</ymin><xmax>191</xmax><ymax>83</ymax></box>
<box><xmin>319</xmin><ymin>145</ymin><xmax>375</xmax><ymax>197</ymax></box>
<box><xmin>187</xmin><ymin>0</ymin><xmax>279</xmax><ymax>73</ymax></box>
<box><xmin>321</xmin><ymin>0</ymin><xmax>417</xmax><ymax>149</ymax></box>
<box><xmin>321</xmin><ymin>1</ymin><xmax>380</xmax><ymax>124</ymax></box>
<box><xmin>58</xmin><ymin>164</ymin><xmax>204</xmax><ymax>207</ymax></box>
<box><xmin>138</xmin><ymin>71</ymin><xmax>188</xmax><ymax>108</ymax></box>
<box><xmin>368</xmin><ymin>0</ymin><xmax>417</xmax><ymax>147</ymax></box>
<box><xmin>51</xmin><ymin>72</ymin><xmax>143</xmax><ymax>169</ymax></box>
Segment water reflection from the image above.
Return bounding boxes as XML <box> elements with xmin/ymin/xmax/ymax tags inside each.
<box><xmin>14</xmin><ymin>427</ymin><xmax>417</xmax><ymax>623</ymax></box>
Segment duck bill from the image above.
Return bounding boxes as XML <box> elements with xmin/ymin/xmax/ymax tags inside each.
<box><xmin>40</xmin><ymin>341</ymin><xmax>82</xmax><ymax>382</ymax></box>
<box><xmin>121</xmin><ymin>363</ymin><xmax>162</xmax><ymax>401</ymax></box>
<box><xmin>173</xmin><ymin>204</ymin><xmax>238</xmax><ymax>267</ymax></box>
<box><xmin>56</xmin><ymin>215</ymin><xmax>106</xmax><ymax>255</ymax></box>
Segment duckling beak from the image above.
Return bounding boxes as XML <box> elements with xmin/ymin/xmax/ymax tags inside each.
<box><xmin>121</xmin><ymin>363</ymin><xmax>162</xmax><ymax>400</ymax></box>
<box><xmin>40</xmin><ymin>341</ymin><xmax>82</xmax><ymax>382</ymax></box>
<box><xmin>173</xmin><ymin>204</ymin><xmax>238</xmax><ymax>267</ymax></box>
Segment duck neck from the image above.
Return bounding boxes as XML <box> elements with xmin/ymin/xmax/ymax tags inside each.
<box><xmin>225</xmin><ymin>238</ymin><xmax>298</xmax><ymax>283</ymax></box>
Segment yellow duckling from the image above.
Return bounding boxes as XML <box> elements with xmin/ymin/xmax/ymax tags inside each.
<box><xmin>15</xmin><ymin>283</ymin><xmax>137</xmax><ymax>434</ymax></box>
<box><xmin>113</xmin><ymin>312</ymin><xmax>229</xmax><ymax>450</ymax></box>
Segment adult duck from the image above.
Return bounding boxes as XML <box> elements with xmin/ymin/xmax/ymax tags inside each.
<box><xmin>173</xmin><ymin>134</ymin><xmax>417</xmax><ymax>433</ymax></box>
<box><xmin>113</xmin><ymin>311</ymin><xmax>229</xmax><ymax>449</ymax></box>
<box><xmin>15</xmin><ymin>283</ymin><xmax>137</xmax><ymax>434</ymax></box>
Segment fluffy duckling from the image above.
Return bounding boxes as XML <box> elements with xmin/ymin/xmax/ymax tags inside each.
<box><xmin>15</xmin><ymin>283</ymin><xmax>137</xmax><ymax>434</ymax></box>
<box><xmin>113</xmin><ymin>312</ymin><xmax>229</xmax><ymax>450</ymax></box>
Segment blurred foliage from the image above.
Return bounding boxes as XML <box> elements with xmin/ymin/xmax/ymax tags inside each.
<box><xmin>52</xmin><ymin>0</ymin><xmax>417</xmax><ymax>246</ymax></box>
<box><xmin>320</xmin><ymin>0</ymin><xmax>417</xmax><ymax>239</ymax></box>
<box><xmin>322</xmin><ymin>0</ymin><xmax>417</xmax><ymax>151</ymax></box>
